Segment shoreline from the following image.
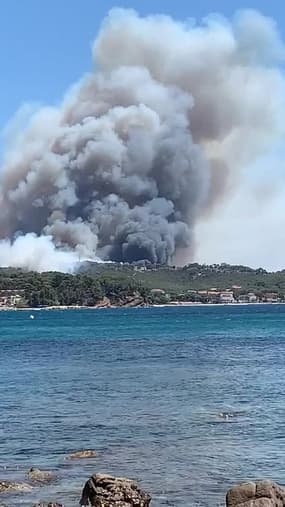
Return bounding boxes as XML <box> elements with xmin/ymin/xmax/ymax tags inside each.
<box><xmin>0</xmin><ymin>301</ymin><xmax>284</xmax><ymax>311</ymax></box>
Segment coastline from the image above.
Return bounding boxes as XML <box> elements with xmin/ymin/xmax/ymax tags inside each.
<box><xmin>0</xmin><ymin>301</ymin><xmax>284</xmax><ymax>311</ymax></box>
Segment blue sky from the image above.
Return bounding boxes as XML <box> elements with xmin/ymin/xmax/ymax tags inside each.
<box><xmin>1</xmin><ymin>0</ymin><xmax>285</xmax><ymax>133</ymax></box>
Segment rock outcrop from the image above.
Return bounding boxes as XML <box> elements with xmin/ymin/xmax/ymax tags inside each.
<box><xmin>28</xmin><ymin>467</ymin><xmax>55</xmax><ymax>484</ymax></box>
<box><xmin>96</xmin><ymin>297</ymin><xmax>111</xmax><ymax>308</ymax></box>
<box><xmin>80</xmin><ymin>473</ymin><xmax>151</xmax><ymax>506</ymax></box>
<box><xmin>119</xmin><ymin>293</ymin><xmax>145</xmax><ymax>307</ymax></box>
<box><xmin>0</xmin><ymin>480</ymin><xmax>33</xmax><ymax>493</ymax></box>
<box><xmin>227</xmin><ymin>480</ymin><xmax>285</xmax><ymax>507</ymax></box>
<box><xmin>33</xmin><ymin>503</ymin><xmax>63</xmax><ymax>507</ymax></box>
<box><xmin>66</xmin><ymin>450</ymin><xmax>97</xmax><ymax>460</ymax></box>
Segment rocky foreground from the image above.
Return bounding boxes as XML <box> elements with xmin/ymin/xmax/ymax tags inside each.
<box><xmin>1</xmin><ymin>470</ymin><xmax>285</xmax><ymax>506</ymax></box>
<box><xmin>227</xmin><ymin>480</ymin><xmax>285</xmax><ymax>507</ymax></box>
<box><xmin>80</xmin><ymin>474</ymin><xmax>151</xmax><ymax>506</ymax></box>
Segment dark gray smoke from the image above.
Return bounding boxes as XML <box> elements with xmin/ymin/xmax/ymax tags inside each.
<box><xmin>0</xmin><ymin>8</ymin><xmax>284</xmax><ymax>270</ymax></box>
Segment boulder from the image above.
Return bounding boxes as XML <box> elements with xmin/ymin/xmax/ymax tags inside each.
<box><xmin>96</xmin><ymin>297</ymin><xmax>111</xmax><ymax>308</ymax></box>
<box><xmin>80</xmin><ymin>473</ymin><xmax>151</xmax><ymax>506</ymax></box>
<box><xmin>28</xmin><ymin>467</ymin><xmax>55</xmax><ymax>484</ymax></box>
<box><xmin>120</xmin><ymin>294</ymin><xmax>145</xmax><ymax>307</ymax></box>
<box><xmin>0</xmin><ymin>480</ymin><xmax>33</xmax><ymax>493</ymax></box>
<box><xmin>226</xmin><ymin>480</ymin><xmax>285</xmax><ymax>507</ymax></box>
<box><xmin>66</xmin><ymin>450</ymin><xmax>96</xmax><ymax>460</ymax></box>
<box><xmin>33</xmin><ymin>503</ymin><xmax>63</xmax><ymax>507</ymax></box>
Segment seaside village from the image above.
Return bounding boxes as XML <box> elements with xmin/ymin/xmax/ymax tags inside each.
<box><xmin>150</xmin><ymin>287</ymin><xmax>281</xmax><ymax>305</ymax></box>
<box><xmin>0</xmin><ymin>287</ymin><xmax>281</xmax><ymax>309</ymax></box>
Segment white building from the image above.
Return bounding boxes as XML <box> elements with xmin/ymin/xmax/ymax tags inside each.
<box><xmin>220</xmin><ymin>291</ymin><xmax>235</xmax><ymax>303</ymax></box>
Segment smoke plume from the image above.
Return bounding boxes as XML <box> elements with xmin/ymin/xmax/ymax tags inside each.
<box><xmin>0</xmin><ymin>8</ymin><xmax>284</xmax><ymax>271</ymax></box>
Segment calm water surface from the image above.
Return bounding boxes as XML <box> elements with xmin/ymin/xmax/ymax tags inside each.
<box><xmin>0</xmin><ymin>305</ymin><xmax>285</xmax><ymax>506</ymax></box>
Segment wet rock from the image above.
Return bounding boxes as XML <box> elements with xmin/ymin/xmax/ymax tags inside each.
<box><xmin>226</xmin><ymin>480</ymin><xmax>285</xmax><ymax>507</ymax></box>
<box><xmin>66</xmin><ymin>450</ymin><xmax>96</xmax><ymax>460</ymax></box>
<box><xmin>219</xmin><ymin>412</ymin><xmax>235</xmax><ymax>419</ymax></box>
<box><xmin>28</xmin><ymin>468</ymin><xmax>55</xmax><ymax>484</ymax></box>
<box><xmin>0</xmin><ymin>480</ymin><xmax>33</xmax><ymax>493</ymax></box>
<box><xmin>33</xmin><ymin>503</ymin><xmax>63</xmax><ymax>507</ymax></box>
<box><xmin>80</xmin><ymin>473</ymin><xmax>151</xmax><ymax>506</ymax></box>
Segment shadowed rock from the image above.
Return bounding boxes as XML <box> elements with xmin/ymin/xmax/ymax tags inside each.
<box><xmin>33</xmin><ymin>503</ymin><xmax>63</xmax><ymax>507</ymax></box>
<box><xmin>219</xmin><ymin>412</ymin><xmax>235</xmax><ymax>420</ymax></box>
<box><xmin>66</xmin><ymin>450</ymin><xmax>97</xmax><ymax>460</ymax></box>
<box><xmin>80</xmin><ymin>473</ymin><xmax>151</xmax><ymax>506</ymax></box>
<box><xmin>0</xmin><ymin>480</ymin><xmax>33</xmax><ymax>493</ymax></box>
<box><xmin>227</xmin><ymin>480</ymin><xmax>285</xmax><ymax>507</ymax></box>
<box><xmin>28</xmin><ymin>468</ymin><xmax>55</xmax><ymax>484</ymax></box>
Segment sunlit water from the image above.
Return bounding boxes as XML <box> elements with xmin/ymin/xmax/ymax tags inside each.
<box><xmin>0</xmin><ymin>305</ymin><xmax>285</xmax><ymax>506</ymax></box>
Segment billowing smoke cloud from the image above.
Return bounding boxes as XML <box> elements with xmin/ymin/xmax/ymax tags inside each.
<box><xmin>0</xmin><ymin>234</ymin><xmax>82</xmax><ymax>272</ymax></box>
<box><xmin>0</xmin><ymin>8</ymin><xmax>284</xmax><ymax>271</ymax></box>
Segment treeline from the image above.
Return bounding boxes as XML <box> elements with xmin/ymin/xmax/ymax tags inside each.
<box><xmin>1</xmin><ymin>261</ymin><xmax>285</xmax><ymax>308</ymax></box>
<box><xmin>0</xmin><ymin>269</ymin><xmax>154</xmax><ymax>307</ymax></box>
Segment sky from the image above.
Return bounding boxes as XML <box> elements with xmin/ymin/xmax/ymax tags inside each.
<box><xmin>1</xmin><ymin>0</ymin><xmax>284</xmax><ymax>131</ymax></box>
<box><xmin>1</xmin><ymin>0</ymin><xmax>285</xmax><ymax>270</ymax></box>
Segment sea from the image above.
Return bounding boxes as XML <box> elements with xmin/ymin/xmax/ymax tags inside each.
<box><xmin>0</xmin><ymin>304</ymin><xmax>285</xmax><ymax>506</ymax></box>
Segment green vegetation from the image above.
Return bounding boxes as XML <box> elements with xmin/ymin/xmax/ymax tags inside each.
<box><xmin>0</xmin><ymin>262</ymin><xmax>285</xmax><ymax>308</ymax></box>
<box><xmin>79</xmin><ymin>262</ymin><xmax>285</xmax><ymax>300</ymax></box>
<box><xmin>0</xmin><ymin>268</ymin><xmax>151</xmax><ymax>307</ymax></box>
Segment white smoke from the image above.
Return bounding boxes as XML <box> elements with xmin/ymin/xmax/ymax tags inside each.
<box><xmin>0</xmin><ymin>234</ymin><xmax>80</xmax><ymax>272</ymax></box>
<box><xmin>0</xmin><ymin>8</ymin><xmax>284</xmax><ymax>271</ymax></box>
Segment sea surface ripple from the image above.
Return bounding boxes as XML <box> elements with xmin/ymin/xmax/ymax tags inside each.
<box><xmin>0</xmin><ymin>305</ymin><xmax>285</xmax><ymax>506</ymax></box>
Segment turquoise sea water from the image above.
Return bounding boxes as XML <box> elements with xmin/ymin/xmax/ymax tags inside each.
<box><xmin>1</xmin><ymin>305</ymin><xmax>285</xmax><ymax>506</ymax></box>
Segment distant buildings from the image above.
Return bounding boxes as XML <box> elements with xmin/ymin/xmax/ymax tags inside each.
<box><xmin>0</xmin><ymin>289</ymin><xmax>25</xmax><ymax>307</ymax></box>
<box><xmin>219</xmin><ymin>291</ymin><xmax>235</xmax><ymax>304</ymax></box>
<box><xmin>262</xmin><ymin>292</ymin><xmax>280</xmax><ymax>303</ymax></box>
<box><xmin>248</xmin><ymin>292</ymin><xmax>258</xmax><ymax>303</ymax></box>
<box><xmin>196</xmin><ymin>289</ymin><xmax>236</xmax><ymax>303</ymax></box>
<box><xmin>0</xmin><ymin>284</ymin><xmax>281</xmax><ymax>309</ymax></box>
<box><xmin>190</xmin><ymin>289</ymin><xmax>261</xmax><ymax>304</ymax></box>
<box><xmin>238</xmin><ymin>294</ymin><xmax>249</xmax><ymax>303</ymax></box>
<box><xmin>238</xmin><ymin>292</ymin><xmax>258</xmax><ymax>304</ymax></box>
<box><xmin>150</xmin><ymin>289</ymin><xmax>166</xmax><ymax>295</ymax></box>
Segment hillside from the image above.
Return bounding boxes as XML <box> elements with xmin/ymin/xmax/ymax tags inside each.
<box><xmin>80</xmin><ymin>262</ymin><xmax>285</xmax><ymax>297</ymax></box>
<box><xmin>0</xmin><ymin>262</ymin><xmax>285</xmax><ymax>308</ymax></box>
